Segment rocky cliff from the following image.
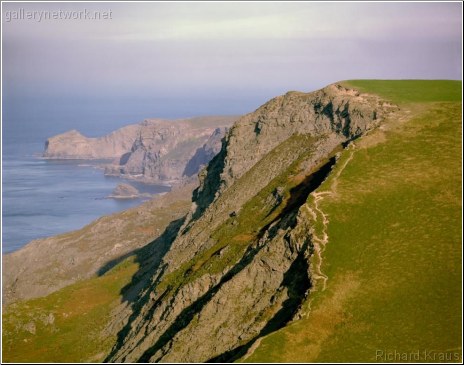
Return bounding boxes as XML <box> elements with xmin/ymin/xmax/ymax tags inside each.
<box><xmin>44</xmin><ymin>116</ymin><xmax>237</xmax><ymax>183</ymax></box>
<box><xmin>104</xmin><ymin>118</ymin><xmax>234</xmax><ymax>183</ymax></box>
<box><xmin>105</xmin><ymin>84</ymin><xmax>397</xmax><ymax>362</ymax></box>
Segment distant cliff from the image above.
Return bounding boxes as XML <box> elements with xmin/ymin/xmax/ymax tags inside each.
<box><xmin>43</xmin><ymin>126</ymin><xmax>140</xmax><ymax>159</ymax></box>
<box><xmin>183</xmin><ymin>127</ymin><xmax>225</xmax><ymax>177</ymax></box>
<box><xmin>43</xmin><ymin>116</ymin><xmax>238</xmax><ymax>183</ymax></box>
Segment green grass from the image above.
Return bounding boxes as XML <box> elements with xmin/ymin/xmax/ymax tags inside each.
<box><xmin>242</xmin><ymin>81</ymin><xmax>462</xmax><ymax>362</ymax></box>
<box><xmin>342</xmin><ymin>80</ymin><xmax>461</xmax><ymax>104</ymax></box>
<box><xmin>2</xmin><ymin>257</ymin><xmax>139</xmax><ymax>363</ymax></box>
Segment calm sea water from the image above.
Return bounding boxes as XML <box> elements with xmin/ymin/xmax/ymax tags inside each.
<box><xmin>2</xmin><ymin>98</ymin><xmax>174</xmax><ymax>253</ymax></box>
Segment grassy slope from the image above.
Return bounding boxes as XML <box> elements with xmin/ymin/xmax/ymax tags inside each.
<box><xmin>242</xmin><ymin>80</ymin><xmax>462</xmax><ymax>362</ymax></box>
<box><xmin>2</xmin><ymin>258</ymin><xmax>138</xmax><ymax>363</ymax></box>
<box><xmin>2</xmin><ymin>194</ymin><xmax>192</xmax><ymax>363</ymax></box>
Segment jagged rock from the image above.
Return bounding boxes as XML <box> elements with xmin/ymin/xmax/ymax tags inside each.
<box><xmin>192</xmin><ymin>84</ymin><xmax>394</xmax><ymax>219</ymax></box>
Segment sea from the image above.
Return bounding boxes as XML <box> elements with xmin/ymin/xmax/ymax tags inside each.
<box><xmin>1</xmin><ymin>97</ymin><xmax>177</xmax><ymax>254</ymax></box>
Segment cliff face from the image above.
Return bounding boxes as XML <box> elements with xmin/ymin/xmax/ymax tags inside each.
<box><xmin>105</xmin><ymin>120</ymin><xmax>233</xmax><ymax>182</ymax></box>
<box><xmin>106</xmin><ymin>84</ymin><xmax>397</xmax><ymax>362</ymax></box>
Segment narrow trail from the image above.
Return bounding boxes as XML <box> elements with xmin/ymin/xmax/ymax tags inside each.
<box><xmin>306</xmin><ymin>144</ymin><xmax>356</xmax><ymax>292</ymax></box>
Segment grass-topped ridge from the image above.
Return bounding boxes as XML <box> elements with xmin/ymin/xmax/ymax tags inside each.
<box><xmin>242</xmin><ymin>80</ymin><xmax>462</xmax><ymax>363</ymax></box>
<box><xmin>342</xmin><ymin>79</ymin><xmax>461</xmax><ymax>104</ymax></box>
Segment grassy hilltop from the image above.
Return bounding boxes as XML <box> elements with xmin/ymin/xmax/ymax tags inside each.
<box><xmin>2</xmin><ymin>80</ymin><xmax>462</xmax><ymax>363</ymax></box>
<box><xmin>242</xmin><ymin>80</ymin><xmax>462</xmax><ymax>362</ymax></box>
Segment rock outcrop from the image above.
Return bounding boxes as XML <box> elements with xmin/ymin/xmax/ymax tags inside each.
<box><xmin>105</xmin><ymin>84</ymin><xmax>398</xmax><ymax>362</ymax></box>
<box><xmin>108</xmin><ymin>183</ymin><xmax>144</xmax><ymax>199</ymax></box>
<box><xmin>192</xmin><ymin>84</ymin><xmax>387</xmax><ymax>218</ymax></box>
<box><xmin>7</xmin><ymin>81</ymin><xmax>459</xmax><ymax>364</ymax></box>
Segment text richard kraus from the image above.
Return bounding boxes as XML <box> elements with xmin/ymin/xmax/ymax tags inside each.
<box><xmin>376</xmin><ymin>349</ymin><xmax>461</xmax><ymax>362</ymax></box>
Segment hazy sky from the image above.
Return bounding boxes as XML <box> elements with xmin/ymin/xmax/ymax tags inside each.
<box><xmin>2</xmin><ymin>1</ymin><xmax>462</xmax><ymax>119</ymax></box>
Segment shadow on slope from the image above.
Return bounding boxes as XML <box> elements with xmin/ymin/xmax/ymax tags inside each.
<box><xmin>134</xmin><ymin>155</ymin><xmax>337</xmax><ymax>362</ymax></box>
<box><xmin>190</xmin><ymin>140</ymin><xmax>227</xmax><ymax>221</ymax></box>
<box><xmin>103</xmin><ymin>144</ymin><xmax>338</xmax><ymax>362</ymax></box>
<box><xmin>102</xmin><ymin>216</ymin><xmax>186</xmax><ymax>360</ymax></box>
